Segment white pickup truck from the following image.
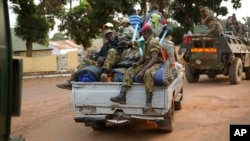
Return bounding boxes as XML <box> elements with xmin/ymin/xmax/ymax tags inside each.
<box><xmin>71</xmin><ymin>66</ymin><xmax>184</xmax><ymax>132</ymax></box>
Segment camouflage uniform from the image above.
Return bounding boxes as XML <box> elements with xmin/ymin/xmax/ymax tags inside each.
<box><xmin>122</xmin><ymin>35</ymin><xmax>164</xmax><ymax>92</ymax></box>
<box><xmin>207</xmin><ymin>18</ymin><xmax>223</xmax><ymax>36</ymax></box>
<box><xmin>200</xmin><ymin>6</ymin><xmax>214</xmax><ymax>26</ymax></box>
<box><xmin>97</xmin><ymin>35</ymin><xmax>127</xmax><ymax>71</ymax></box>
<box><xmin>101</xmin><ymin>48</ymin><xmax>119</xmax><ymax>71</ymax></box>
<box><xmin>119</xmin><ymin>46</ymin><xmax>140</xmax><ymax>62</ymax></box>
<box><xmin>122</xmin><ymin>25</ymin><xmax>136</xmax><ymax>39</ymax></box>
<box><xmin>226</xmin><ymin>16</ymin><xmax>238</xmax><ymax>35</ymax></box>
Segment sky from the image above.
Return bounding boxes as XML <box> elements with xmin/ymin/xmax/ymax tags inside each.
<box><xmin>7</xmin><ymin>0</ymin><xmax>250</xmax><ymax>37</ymax></box>
<box><xmin>220</xmin><ymin>0</ymin><xmax>249</xmax><ymax>22</ymax></box>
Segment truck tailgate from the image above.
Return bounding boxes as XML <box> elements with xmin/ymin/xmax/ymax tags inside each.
<box><xmin>72</xmin><ymin>82</ymin><xmax>170</xmax><ymax>115</ymax></box>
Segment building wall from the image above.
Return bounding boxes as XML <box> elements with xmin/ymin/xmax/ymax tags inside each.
<box><xmin>13</xmin><ymin>51</ymin><xmax>79</xmax><ymax>74</ymax></box>
<box><xmin>14</xmin><ymin>50</ymin><xmax>52</xmax><ymax>57</ymax></box>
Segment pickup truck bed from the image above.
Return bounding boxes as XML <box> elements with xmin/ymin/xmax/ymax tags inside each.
<box><xmin>71</xmin><ymin>70</ymin><xmax>184</xmax><ymax>132</ymax></box>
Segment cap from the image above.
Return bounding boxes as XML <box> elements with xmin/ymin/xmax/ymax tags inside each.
<box><xmin>103</xmin><ymin>22</ymin><xmax>113</xmax><ymax>28</ymax></box>
<box><xmin>141</xmin><ymin>23</ymin><xmax>152</xmax><ymax>33</ymax></box>
<box><xmin>120</xmin><ymin>18</ymin><xmax>130</xmax><ymax>25</ymax></box>
<box><xmin>104</xmin><ymin>29</ymin><xmax>113</xmax><ymax>36</ymax></box>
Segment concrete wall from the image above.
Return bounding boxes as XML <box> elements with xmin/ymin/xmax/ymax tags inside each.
<box><xmin>13</xmin><ymin>51</ymin><xmax>79</xmax><ymax>74</ymax></box>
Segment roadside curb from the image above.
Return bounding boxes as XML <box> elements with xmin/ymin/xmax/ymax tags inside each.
<box><xmin>23</xmin><ymin>73</ymin><xmax>71</xmax><ymax>79</ymax></box>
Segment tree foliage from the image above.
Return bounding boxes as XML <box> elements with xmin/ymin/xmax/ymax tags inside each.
<box><xmin>59</xmin><ymin>0</ymin><xmax>95</xmax><ymax>48</ymax></box>
<box><xmin>10</xmin><ymin>0</ymin><xmax>65</xmax><ymax>57</ymax></box>
<box><xmin>170</xmin><ymin>0</ymin><xmax>243</xmax><ymax>32</ymax></box>
<box><xmin>11</xmin><ymin>0</ymin><xmax>246</xmax><ymax>55</ymax></box>
<box><xmin>59</xmin><ymin>0</ymin><xmax>137</xmax><ymax>49</ymax></box>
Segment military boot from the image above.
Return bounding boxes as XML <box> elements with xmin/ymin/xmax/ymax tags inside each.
<box><xmin>56</xmin><ymin>80</ymin><xmax>72</xmax><ymax>90</ymax></box>
<box><xmin>144</xmin><ymin>92</ymin><xmax>153</xmax><ymax>112</ymax></box>
<box><xmin>110</xmin><ymin>86</ymin><xmax>127</xmax><ymax>104</ymax></box>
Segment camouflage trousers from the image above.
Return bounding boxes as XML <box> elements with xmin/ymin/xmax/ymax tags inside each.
<box><xmin>122</xmin><ymin>63</ymin><xmax>162</xmax><ymax>92</ymax></box>
<box><xmin>101</xmin><ymin>48</ymin><xmax>119</xmax><ymax>72</ymax></box>
<box><xmin>77</xmin><ymin>58</ymin><xmax>97</xmax><ymax>71</ymax></box>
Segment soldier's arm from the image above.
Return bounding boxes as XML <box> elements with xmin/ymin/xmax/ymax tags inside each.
<box><xmin>140</xmin><ymin>51</ymin><xmax>158</xmax><ymax>73</ymax></box>
<box><xmin>201</xmin><ymin>9</ymin><xmax>210</xmax><ymax>23</ymax></box>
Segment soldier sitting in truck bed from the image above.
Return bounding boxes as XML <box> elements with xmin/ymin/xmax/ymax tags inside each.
<box><xmin>56</xmin><ymin>29</ymin><xmax>140</xmax><ymax>89</ymax></box>
<box><xmin>110</xmin><ymin>23</ymin><xmax>165</xmax><ymax>112</ymax></box>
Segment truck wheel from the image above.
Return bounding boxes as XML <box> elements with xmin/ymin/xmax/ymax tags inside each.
<box><xmin>91</xmin><ymin>122</ymin><xmax>106</xmax><ymax>131</ymax></box>
<box><xmin>174</xmin><ymin>87</ymin><xmax>183</xmax><ymax>110</ymax></box>
<box><xmin>157</xmin><ymin>100</ymin><xmax>174</xmax><ymax>133</ymax></box>
<box><xmin>185</xmin><ymin>63</ymin><xmax>199</xmax><ymax>83</ymax></box>
<box><xmin>245</xmin><ymin>67</ymin><xmax>250</xmax><ymax>80</ymax></box>
<box><xmin>228</xmin><ymin>57</ymin><xmax>243</xmax><ymax>84</ymax></box>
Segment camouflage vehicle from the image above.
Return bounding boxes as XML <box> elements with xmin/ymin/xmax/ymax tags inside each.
<box><xmin>179</xmin><ymin>32</ymin><xmax>250</xmax><ymax>84</ymax></box>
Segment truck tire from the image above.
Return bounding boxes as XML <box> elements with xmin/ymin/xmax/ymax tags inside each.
<box><xmin>157</xmin><ymin>100</ymin><xmax>174</xmax><ymax>133</ymax></box>
<box><xmin>174</xmin><ymin>87</ymin><xmax>183</xmax><ymax>110</ymax></box>
<box><xmin>185</xmin><ymin>63</ymin><xmax>199</xmax><ymax>83</ymax></box>
<box><xmin>245</xmin><ymin>67</ymin><xmax>250</xmax><ymax>80</ymax></box>
<box><xmin>91</xmin><ymin>122</ymin><xmax>106</xmax><ymax>131</ymax></box>
<box><xmin>228</xmin><ymin>57</ymin><xmax>243</xmax><ymax>84</ymax></box>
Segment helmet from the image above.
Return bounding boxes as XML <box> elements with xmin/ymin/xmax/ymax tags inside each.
<box><xmin>120</xmin><ymin>18</ymin><xmax>130</xmax><ymax>25</ymax></box>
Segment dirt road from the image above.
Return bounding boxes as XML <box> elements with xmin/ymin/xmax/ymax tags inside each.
<box><xmin>11</xmin><ymin>75</ymin><xmax>250</xmax><ymax>141</ymax></box>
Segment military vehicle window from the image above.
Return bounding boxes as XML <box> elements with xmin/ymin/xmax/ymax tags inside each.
<box><xmin>205</xmin><ymin>41</ymin><xmax>213</xmax><ymax>47</ymax></box>
<box><xmin>194</xmin><ymin>41</ymin><xmax>202</xmax><ymax>47</ymax></box>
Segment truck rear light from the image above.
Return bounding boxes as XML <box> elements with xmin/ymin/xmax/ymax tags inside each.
<box><xmin>183</xmin><ymin>36</ymin><xmax>191</xmax><ymax>44</ymax></box>
<box><xmin>191</xmin><ymin>48</ymin><xmax>217</xmax><ymax>52</ymax></box>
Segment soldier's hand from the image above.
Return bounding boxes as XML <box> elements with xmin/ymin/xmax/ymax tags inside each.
<box><xmin>137</xmin><ymin>71</ymin><xmax>144</xmax><ymax>80</ymax></box>
<box><xmin>132</xmin><ymin>41</ymin><xmax>139</xmax><ymax>48</ymax></box>
<box><xmin>97</xmin><ymin>57</ymin><xmax>105</xmax><ymax>64</ymax></box>
<box><xmin>132</xmin><ymin>62</ymin><xmax>138</xmax><ymax>68</ymax></box>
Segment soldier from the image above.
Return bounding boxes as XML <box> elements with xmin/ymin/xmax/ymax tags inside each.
<box><xmin>199</xmin><ymin>5</ymin><xmax>214</xmax><ymax>26</ymax></box>
<box><xmin>102</xmin><ymin>22</ymin><xmax>114</xmax><ymax>44</ymax></box>
<box><xmin>226</xmin><ymin>14</ymin><xmax>239</xmax><ymax>35</ymax></box>
<box><xmin>207</xmin><ymin>18</ymin><xmax>223</xmax><ymax>36</ymax></box>
<box><xmin>97</xmin><ymin>29</ymin><xmax>127</xmax><ymax>81</ymax></box>
<box><xmin>119</xmin><ymin>18</ymin><xmax>138</xmax><ymax>40</ymax></box>
<box><xmin>110</xmin><ymin>23</ymin><xmax>164</xmax><ymax>112</ymax></box>
<box><xmin>56</xmin><ymin>29</ymin><xmax>125</xmax><ymax>89</ymax></box>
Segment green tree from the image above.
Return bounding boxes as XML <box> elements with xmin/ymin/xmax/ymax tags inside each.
<box><xmin>51</xmin><ymin>32</ymin><xmax>68</xmax><ymax>41</ymax></box>
<box><xmin>59</xmin><ymin>0</ymin><xmax>137</xmax><ymax>49</ymax></box>
<box><xmin>10</xmin><ymin>0</ymin><xmax>65</xmax><ymax>57</ymax></box>
<box><xmin>170</xmin><ymin>0</ymin><xmax>243</xmax><ymax>32</ymax></box>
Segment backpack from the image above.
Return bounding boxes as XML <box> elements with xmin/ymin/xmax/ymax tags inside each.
<box><xmin>149</xmin><ymin>13</ymin><xmax>164</xmax><ymax>37</ymax></box>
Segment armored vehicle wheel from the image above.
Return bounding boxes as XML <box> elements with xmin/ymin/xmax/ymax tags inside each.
<box><xmin>157</xmin><ymin>100</ymin><xmax>174</xmax><ymax>132</ymax></box>
<box><xmin>91</xmin><ymin>121</ymin><xmax>106</xmax><ymax>131</ymax></box>
<box><xmin>245</xmin><ymin>67</ymin><xmax>250</xmax><ymax>80</ymax></box>
<box><xmin>228</xmin><ymin>57</ymin><xmax>243</xmax><ymax>84</ymax></box>
<box><xmin>185</xmin><ymin>63</ymin><xmax>199</xmax><ymax>83</ymax></box>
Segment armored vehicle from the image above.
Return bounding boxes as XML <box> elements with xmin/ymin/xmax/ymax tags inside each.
<box><xmin>179</xmin><ymin>32</ymin><xmax>250</xmax><ymax>84</ymax></box>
